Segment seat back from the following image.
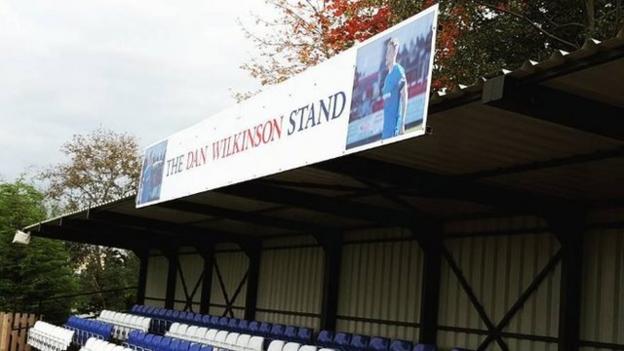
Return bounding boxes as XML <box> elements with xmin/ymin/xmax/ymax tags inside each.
<box><xmin>248</xmin><ymin>336</ymin><xmax>265</xmax><ymax>351</ymax></box>
<box><xmin>259</xmin><ymin>322</ymin><xmax>272</xmax><ymax>336</ymax></box>
<box><xmin>226</xmin><ymin>332</ymin><xmax>241</xmax><ymax>346</ymax></box>
<box><xmin>389</xmin><ymin>340</ymin><xmax>412</xmax><ymax>351</ymax></box>
<box><xmin>299</xmin><ymin>346</ymin><xmax>318</xmax><ymax>351</ymax></box>
<box><xmin>334</xmin><ymin>333</ymin><xmax>352</xmax><ymax>348</ymax></box>
<box><xmin>283</xmin><ymin>342</ymin><xmax>301</xmax><ymax>351</ymax></box>
<box><xmin>268</xmin><ymin>340</ymin><xmax>286</xmax><ymax>351</ymax></box>
<box><xmin>270</xmin><ymin>324</ymin><xmax>285</xmax><ymax>338</ymax></box>
<box><xmin>205</xmin><ymin>329</ymin><xmax>218</xmax><ymax>341</ymax></box>
<box><xmin>237</xmin><ymin>334</ymin><xmax>252</xmax><ymax>349</ymax></box>
<box><xmin>413</xmin><ymin>345</ymin><xmax>437</xmax><ymax>351</ymax></box>
<box><xmin>284</xmin><ymin>326</ymin><xmax>297</xmax><ymax>340</ymax></box>
<box><xmin>368</xmin><ymin>337</ymin><xmax>389</xmax><ymax>351</ymax></box>
<box><xmin>317</xmin><ymin>331</ymin><xmax>334</xmax><ymax>347</ymax></box>
<box><xmin>350</xmin><ymin>335</ymin><xmax>369</xmax><ymax>351</ymax></box>
<box><xmin>297</xmin><ymin>328</ymin><xmax>312</xmax><ymax>343</ymax></box>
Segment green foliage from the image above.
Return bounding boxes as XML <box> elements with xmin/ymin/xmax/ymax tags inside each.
<box><xmin>0</xmin><ymin>180</ymin><xmax>78</xmax><ymax>322</ymax></box>
<box><xmin>389</xmin><ymin>0</ymin><xmax>624</xmax><ymax>86</ymax></box>
<box><xmin>73</xmin><ymin>248</ymin><xmax>139</xmax><ymax>313</ymax></box>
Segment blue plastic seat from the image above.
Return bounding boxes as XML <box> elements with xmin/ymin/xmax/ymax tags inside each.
<box><xmin>270</xmin><ymin>324</ymin><xmax>285</xmax><ymax>338</ymax></box>
<box><xmin>258</xmin><ymin>322</ymin><xmax>272</xmax><ymax>336</ymax></box>
<box><xmin>229</xmin><ymin>318</ymin><xmax>241</xmax><ymax>331</ymax></box>
<box><xmin>369</xmin><ymin>337</ymin><xmax>390</xmax><ymax>351</ymax></box>
<box><xmin>157</xmin><ymin>337</ymin><xmax>172</xmax><ymax>351</ymax></box>
<box><xmin>189</xmin><ymin>344</ymin><xmax>202</xmax><ymax>351</ymax></box>
<box><xmin>144</xmin><ymin>334</ymin><xmax>155</xmax><ymax>348</ymax></box>
<box><xmin>177</xmin><ymin>340</ymin><xmax>191</xmax><ymax>351</ymax></box>
<box><xmin>317</xmin><ymin>330</ymin><xmax>335</xmax><ymax>347</ymax></box>
<box><xmin>151</xmin><ymin>336</ymin><xmax>164</xmax><ymax>351</ymax></box>
<box><xmin>284</xmin><ymin>326</ymin><xmax>297</xmax><ymax>341</ymax></box>
<box><xmin>389</xmin><ymin>340</ymin><xmax>413</xmax><ymax>351</ymax></box>
<box><xmin>131</xmin><ymin>305</ymin><xmax>140</xmax><ymax>313</ymax></box>
<box><xmin>194</xmin><ymin>313</ymin><xmax>204</xmax><ymax>325</ymax></box>
<box><xmin>239</xmin><ymin>320</ymin><xmax>249</xmax><ymax>332</ymax></box>
<box><xmin>297</xmin><ymin>327</ymin><xmax>312</xmax><ymax>343</ymax></box>
<box><xmin>200</xmin><ymin>346</ymin><xmax>213</xmax><ymax>351</ymax></box>
<box><xmin>349</xmin><ymin>335</ymin><xmax>369</xmax><ymax>351</ymax></box>
<box><xmin>169</xmin><ymin>339</ymin><xmax>181</xmax><ymax>351</ymax></box>
<box><xmin>413</xmin><ymin>345</ymin><xmax>437</xmax><ymax>351</ymax></box>
<box><xmin>334</xmin><ymin>333</ymin><xmax>352</xmax><ymax>350</ymax></box>
<box><xmin>210</xmin><ymin>316</ymin><xmax>220</xmax><ymax>326</ymax></box>
<box><xmin>248</xmin><ymin>321</ymin><xmax>259</xmax><ymax>334</ymax></box>
<box><xmin>202</xmin><ymin>315</ymin><xmax>212</xmax><ymax>327</ymax></box>
<box><xmin>219</xmin><ymin>317</ymin><xmax>230</xmax><ymax>328</ymax></box>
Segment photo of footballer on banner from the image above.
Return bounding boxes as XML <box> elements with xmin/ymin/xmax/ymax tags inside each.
<box><xmin>346</xmin><ymin>8</ymin><xmax>436</xmax><ymax>149</ymax></box>
<box><xmin>137</xmin><ymin>140</ymin><xmax>168</xmax><ymax>205</ymax></box>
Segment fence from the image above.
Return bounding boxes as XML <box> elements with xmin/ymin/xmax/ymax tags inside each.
<box><xmin>0</xmin><ymin>312</ymin><xmax>38</xmax><ymax>351</ymax></box>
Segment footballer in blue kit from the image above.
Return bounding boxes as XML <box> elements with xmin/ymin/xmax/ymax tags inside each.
<box><xmin>381</xmin><ymin>38</ymin><xmax>408</xmax><ymax>139</ymax></box>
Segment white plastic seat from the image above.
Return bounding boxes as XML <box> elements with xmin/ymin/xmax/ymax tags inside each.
<box><xmin>283</xmin><ymin>342</ymin><xmax>300</xmax><ymax>351</ymax></box>
<box><xmin>235</xmin><ymin>334</ymin><xmax>251</xmax><ymax>351</ymax></box>
<box><xmin>205</xmin><ymin>329</ymin><xmax>218</xmax><ymax>342</ymax></box>
<box><xmin>225</xmin><ymin>332</ymin><xmax>240</xmax><ymax>349</ymax></box>
<box><xmin>246</xmin><ymin>336</ymin><xmax>265</xmax><ymax>351</ymax></box>
<box><xmin>299</xmin><ymin>346</ymin><xmax>317</xmax><ymax>351</ymax></box>
<box><xmin>186</xmin><ymin>325</ymin><xmax>198</xmax><ymax>341</ymax></box>
<box><xmin>318</xmin><ymin>348</ymin><xmax>336</xmax><ymax>351</ymax></box>
<box><xmin>214</xmin><ymin>330</ymin><xmax>229</xmax><ymax>349</ymax></box>
<box><xmin>267</xmin><ymin>340</ymin><xmax>286</xmax><ymax>351</ymax></box>
<box><xmin>168</xmin><ymin>322</ymin><xmax>181</xmax><ymax>337</ymax></box>
<box><xmin>178</xmin><ymin>324</ymin><xmax>189</xmax><ymax>338</ymax></box>
<box><xmin>195</xmin><ymin>327</ymin><xmax>208</xmax><ymax>341</ymax></box>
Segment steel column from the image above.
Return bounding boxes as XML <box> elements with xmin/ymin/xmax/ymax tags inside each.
<box><xmin>319</xmin><ymin>233</ymin><xmax>343</xmax><ymax>331</ymax></box>
<box><xmin>164</xmin><ymin>249</ymin><xmax>179</xmax><ymax>309</ymax></box>
<box><xmin>135</xmin><ymin>249</ymin><xmax>149</xmax><ymax>305</ymax></box>
<box><xmin>243</xmin><ymin>242</ymin><xmax>261</xmax><ymax>321</ymax></box>
<box><xmin>418</xmin><ymin>236</ymin><xmax>442</xmax><ymax>344</ymax></box>
<box><xmin>550</xmin><ymin>214</ymin><xmax>586</xmax><ymax>351</ymax></box>
<box><xmin>199</xmin><ymin>246</ymin><xmax>215</xmax><ymax>314</ymax></box>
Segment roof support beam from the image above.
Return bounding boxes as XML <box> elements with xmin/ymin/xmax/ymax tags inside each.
<box><xmin>314</xmin><ymin>156</ymin><xmax>576</xmax><ymax>217</ymax></box>
<box><xmin>34</xmin><ymin>224</ymin><xmax>144</xmax><ymax>250</ymax></box>
<box><xmin>483</xmin><ymin>74</ymin><xmax>624</xmax><ymax>141</ymax></box>
<box><xmin>156</xmin><ymin>200</ymin><xmax>339</xmax><ymax>235</ymax></box>
<box><xmin>220</xmin><ymin>181</ymin><xmax>429</xmax><ymax>228</ymax></box>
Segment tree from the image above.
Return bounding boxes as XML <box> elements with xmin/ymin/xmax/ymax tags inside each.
<box><xmin>0</xmin><ymin>179</ymin><xmax>77</xmax><ymax>322</ymax></box>
<box><xmin>41</xmin><ymin>128</ymin><xmax>141</xmax><ymax>212</ymax></box>
<box><xmin>242</xmin><ymin>0</ymin><xmax>624</xmax><ymax>90</ymax></box>
<box><xmin>40</xmin><ymin>127</ymin><xmax>142</xmax><ymax>313</ymax></box>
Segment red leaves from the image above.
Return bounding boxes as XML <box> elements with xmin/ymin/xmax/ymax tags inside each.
<box><xmin>322</xmin><ymin>0</ymin><xmax>391</xmax><ymax>52</ymax></box>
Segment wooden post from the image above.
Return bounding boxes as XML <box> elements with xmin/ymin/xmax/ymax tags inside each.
<box><xmin>0</xmin><ymin>313</ymin><xmax>10</xmax><ymax>351</ymax></box>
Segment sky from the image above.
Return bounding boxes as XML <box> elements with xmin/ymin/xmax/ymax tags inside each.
<box><xmin>0</xmin><ymin>0</ymin><xmax>273</xmax><ymax>181</ymax></box>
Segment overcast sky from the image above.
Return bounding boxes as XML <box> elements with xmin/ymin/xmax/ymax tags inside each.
<box><xmin>0</xmin><ymin>0</ymin><xmax>273</xmax><ymax>181</ymax></box>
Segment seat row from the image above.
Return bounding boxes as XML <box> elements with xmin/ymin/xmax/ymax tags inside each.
<box><xmin>130</xmin><ymin>305</ymin><xmax>311</xmax><ymax>344</ymax></box>
<box><xmin>66</xmin><ymin>316</ymin><xmax>114</xmax><ymax>345</ymax></box>
<box><xmin>166</xmin><ymin>323</ymin><xmax>265</xmax><ymax>351</ymax></box>
<box><xmin>99</xmin><ymin>310</ymin><xmax>151</xmax><ymax>340</ymax></box>
<box><xmin>27</xmin><ymin>321</ymin><xmax>74</xmax><ymax>351</ymax></box>
<box><xmin>126</xmin><ymin>330</ymin><xmax>212</xmax><ymax>351</ymax></box>
<box><xmin>315</xmin><ymin>331</ymin><xmax>436</xmax><ymax>351</ymax></box>
<box><xmin>81</xmin><ymin>337</ymin><xmax>134</xmax><ymax>351</ymax></box>
<box><xmin>130</xmin><ymin>306</ymin><xmax>473</xmax><ymax>351</ymax></box>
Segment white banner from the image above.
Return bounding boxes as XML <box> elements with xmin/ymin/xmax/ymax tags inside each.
<box><xmin>136</xmin><ymin>5</ymin><xmax>438</xmax><ymax>207</ymax></box>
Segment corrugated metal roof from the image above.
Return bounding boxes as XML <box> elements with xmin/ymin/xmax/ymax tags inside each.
<box><xmin>24</xmin><ymin>28</ymin><xmax>624</xmax><ymax>247</ymax></box>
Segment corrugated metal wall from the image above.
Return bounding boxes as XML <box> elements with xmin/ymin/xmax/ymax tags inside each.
<box><xmin>256</xmin><ymin>235</ymin><xmax>324</xmax><ymax>329</ymax></box>
<box><xmin>175</xmin><ymin>251</ymin><xmax>204</xmax><ymax>312</ymax></box>
<box><xmin>440</xmin><ymin>217</ymin><xmax>560</xmax><ymax>351</ymax></box>
<box><xmin>337</xmin><ymin>228</ymin><xmax>423</xmax><ymax>341</ymax></box>
<box><xmin>580</xmin><ymin>218</ymin><xmax>624</xmax><ymax>350</ymax></box>
<box><xmin>145</xmin><ymin>254</ymin><xmax>168</xmax><ymax>307</ymax></box>
<box><xmin>209</xmin><ymin>246</ymin><xmax>249</xmax><ymax>319</ymax></box>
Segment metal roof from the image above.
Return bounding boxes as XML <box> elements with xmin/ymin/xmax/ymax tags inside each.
<box><xmin>25</xmin><ymin>28</ymin><xmax>624</xmax><ymax>250</ymax></box>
